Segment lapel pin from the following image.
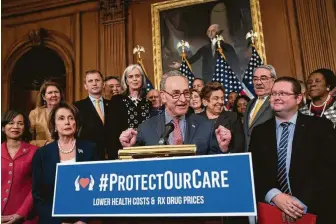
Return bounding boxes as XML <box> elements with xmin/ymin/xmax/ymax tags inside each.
<box><xmin>78</xmin><ymin>149</ymin><xmax>83</xmax><ymax>154</ymax></box>
<box><xmin>192</xmin><ymin>124</ymin><xmax>196</xmax><ymax>128</ymax></box>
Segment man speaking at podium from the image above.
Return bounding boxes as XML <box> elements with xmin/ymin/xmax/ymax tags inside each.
<box><xmin>119</xmin><ymin>70</ymin><xmax>232</xmax><ymax>154</ymax></box>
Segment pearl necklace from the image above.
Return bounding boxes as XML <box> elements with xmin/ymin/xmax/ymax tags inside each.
<box><xmin>58</xmin><ymin>140</ymin><xmax>76</xmax><ymax>154</ymax></box>
<box><xmin>309</xmin><ymin>94</ymin><xmax>331</xmax><ymax>117</ymax></box>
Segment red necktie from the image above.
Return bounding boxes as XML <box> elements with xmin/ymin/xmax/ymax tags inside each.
<box><xmin>172</xmin><ymin>118</ymin><xmax>183</xmax><ymax>145</ymax></box>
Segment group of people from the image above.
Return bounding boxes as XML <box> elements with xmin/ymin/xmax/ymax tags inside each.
<box><xmin>1</xmin><ymin>63</ymin><xmax>336</xmax><ymax>224</ymax></box>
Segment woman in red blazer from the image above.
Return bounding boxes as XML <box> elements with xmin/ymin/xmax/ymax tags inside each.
<box><xmin>1</xmin><ymin>110</ymin><xmax>38</xmax><ymax>224</ymax></box>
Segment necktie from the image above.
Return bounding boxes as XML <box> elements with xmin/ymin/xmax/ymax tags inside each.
<box><xmin>249</xmin><ymin>99</ymin><xmax>263</xmax><ymax>126</ymax></box>
<box><xmin>277</xmin><ymin>122</ymin><xmax>291</xmax><ymax>194</ymax></box>
<box><xmin>172</xmin><ymin>118</ymin><xmax>183</xmax><ymax>145</ymax></box>
<box><xmin>95</xmin><ymin>99</ymin><xmax>104</xmax><ymax>124</ymax></box>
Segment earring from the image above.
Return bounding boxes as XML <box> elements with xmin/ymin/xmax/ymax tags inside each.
<box><xmin>55</xmin><ymin>129</ymin><xmax>57</xmax><ymax>132</ymax></box>
<box><xmin>327</xmin><ymin>87</ymin><xmax>330</xmax><ymax>91</ymax></box>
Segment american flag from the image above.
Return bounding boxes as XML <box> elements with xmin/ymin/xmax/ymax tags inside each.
<box><xmin>137</xmin><ymin>60</ymin><xmax>154</xmax><ymax>92</ymax></box>
<box><xmin>212</xmin><ymin>50</ymin><xmax>245</xmax><ymax>103</ymax></box>
<box><xmin>179</xmin><ymin>55</ymin><xmax>195</xmax><ymax>88</ymax></box>
<box><xmin>242</xmin><ymin>46</ymin><xmax>263</xmax><ymax>98</ymax></box>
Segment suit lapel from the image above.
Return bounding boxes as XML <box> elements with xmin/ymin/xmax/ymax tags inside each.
<box><xmin>249</xmin><ymin>99</ymin><xmax>270</xmax><ymax>130</ymax></box>
<box><xmin>103</xmin><ymin>99</ymin><xmax>108</xmax><ymax>124</ymax></box>
<box><xmin>289</xmin><ymin>113</ymin><xmax>305</xmax><ymax>175</ymax></box>
<box><xmin>49</xmin><ymin>141</ymin><xmax>61</xmax><ymax>164</ymax></box>
<box><xmin>155</xmin><ymin>113</ymin><xmax>165</xmax><ymax>139</ymax></box>
<box><xmin>76</xmin><ymin>140</ymin><xmax>85</xmax><ymax>162</ymax></box>
<box><xmin>85</xmin><ymin>97</ymin><xmax>104</xmax><ymax>125</ymax></box>
<box><xmin>185</xmin><ymin>116</ymin><xmax>198</xmax><ymax>144</ymax></box>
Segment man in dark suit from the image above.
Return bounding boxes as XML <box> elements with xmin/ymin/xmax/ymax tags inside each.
<box><xmin>170</xmin><ymin>24</ymin><xmax>240</xmax><ymax>83</ymax></box>
<box><xmin>243</xmin><ymin>65</ymin><xmax>276</xmax><ymax>151</ymax></box>
<box><xmin>119</xmin><ymin>70</ymin><xmax>233</xmax><ymax>155</ymax></box>
<box><xmin>74</xmin><ymin>70</ymin><xmax>108</xmax><ymax>160</ymax></box>
<box><xmin>249</xmin><ymin>77</ymin><xmax>336</xmax><ymax>223</ymax></box>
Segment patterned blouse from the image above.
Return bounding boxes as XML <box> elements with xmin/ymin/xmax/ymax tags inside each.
<box><xmin>124</xmin><ymin>96</ymin><xmax>151</xmax><ymax>129</ymax></box>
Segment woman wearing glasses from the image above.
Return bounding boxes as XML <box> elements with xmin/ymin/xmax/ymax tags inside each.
<box><xmin>200</xmin><ymin>82</ymin><xmax>245</xmax><ymax>153</ymax></box>
<box><xmin>106</xmin><ymin>64</ymin><xmax>151</xmax><ymax>159</ymax></box>
<box><xmin>300</xmin><ymin>69</ymin><xmax>336</xmax><ymax>127</ymax></box>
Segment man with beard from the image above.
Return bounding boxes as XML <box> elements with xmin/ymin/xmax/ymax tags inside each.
<box><xmin>170</xmin><ymin>24</ymin><xmax>240</xmax><ymax>83</ymax></box>
<box><xmin>119</xmin><ymin>70</ymin><xmax>233</xmax><ymax>155</ymax></box>
<box><xmin>243</xmin><ymin>65</ymin><xmax>276</xmax><ymax>151</ymax></box>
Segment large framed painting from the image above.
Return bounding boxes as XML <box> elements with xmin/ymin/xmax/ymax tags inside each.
<box><xmin>151</xmin><ymin>0</ymin><xmax>266</xmax><ymax>87</ymax></box>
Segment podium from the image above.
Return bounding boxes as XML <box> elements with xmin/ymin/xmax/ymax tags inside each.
<box><xmin>49</xmin><ymin>145</ymin><xmax>254</xmax><ymax>224</ymax></box>
<box><xmin>89</xmin><ymin>145</ymin><xmax>244</xmax><ymax>224</ymax></box>
<box><xmin>118</xmin><ymin>144</ymin><xmax>197</xmax><ymax>160</ymax></box>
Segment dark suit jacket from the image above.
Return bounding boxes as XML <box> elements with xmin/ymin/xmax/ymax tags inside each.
<box><xmin>136</xmin><ymin>113</ymin><xmax>223</xmax><ymax>155</ymax></box>
<box><xmin>32</xmin><ymin>140</ymin><xmax>98</xmax><ymax>224</ymax></box>
<box><xmin>189</xmin><ymin>42</ymin><xmax>240</xmax><ymax>83</ymax></box>
<box><xmin>74</xmin><ymin>97</ymin><xmax>108</xmax><ymax>160</ymax></box>
<box><xmin>243</xmin><ymin>97</ymin><xmax>274</xmax><ymax>151</ymax></box>
<box><xmin>105</xmin><ymin>95</ymin><xmax>151</xmax><ymax>160</ymax></box>
<box><xmin>214</xmin><ymin>111</ymin><xmax>245</xmax><ymax>153</ymax></box>
<box><xmin>249</xmin><ymin>113</ymin><xmax>336</xmax><ymax>223</ymax></box>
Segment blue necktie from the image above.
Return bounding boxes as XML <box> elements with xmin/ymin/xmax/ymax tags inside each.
<box><xmin>277</xmin><ymin>122</ymin><xmax>291</xmax><ymax>194</ymax></box>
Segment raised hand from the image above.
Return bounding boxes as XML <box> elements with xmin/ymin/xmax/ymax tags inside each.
<box><xmin>215</xmin><ymin>125</ymin><xmax>232</xmax><ymax>152</ymax></box>
<box><xmin>119</xmin><ymin>128</ymin><xmax>138</xmax><ymax>147</ymax></box>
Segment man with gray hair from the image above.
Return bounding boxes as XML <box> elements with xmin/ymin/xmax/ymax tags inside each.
<box><xmin>119</xmin><ymin>70</ymin><xmax>233</xmax><ymax>155</ymax></box>
<box><xmin>170</xmin><ymin>24</ymin><xmax>240</xmax><ymax>83</ymax></box>
<box><xmin>243</xmin><ymin>65</ymin><xmax>277</xmax><ymax>151</ymax></box>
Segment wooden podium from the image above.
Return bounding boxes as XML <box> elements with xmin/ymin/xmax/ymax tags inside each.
<box><xmin>89</xmin><ymin>145</ymin><xmax>245</xmax><ymax>224</ymax></box>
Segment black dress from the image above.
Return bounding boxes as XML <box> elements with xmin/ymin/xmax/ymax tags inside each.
<box><xmin>105</xmin><ymin>94</ymin><xmax>151</xmax><ymax>159</ymax></box>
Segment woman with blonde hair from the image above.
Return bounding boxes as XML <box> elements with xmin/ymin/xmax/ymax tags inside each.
<box><xmin>29</xmin><ymin>81</ymin><xmax>64</xmax><ymax>146</ymax></box>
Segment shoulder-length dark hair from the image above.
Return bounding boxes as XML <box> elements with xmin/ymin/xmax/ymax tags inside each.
<box><xmin>36</xmin><ymin>81</ymin><xmax>65</xmax><ymax>107</ymax></box>
<box><xmin>232</xmin><ymin>95</ymin><xmax>251</xmax><ymax>115</ymax></box>
<box><xmin>1</xmin><ymin>110</ymin><xmax>32</xmax><ymax>143</ymax></box>
<box><xmin>48</xmin><ymin>101</ymin><xmax>81</xmax><ymax>140</ymax></box>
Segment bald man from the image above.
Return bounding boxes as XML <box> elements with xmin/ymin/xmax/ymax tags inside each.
<box><xmin>170</xmin><ymin>24</ymin><xmax>240</xmax><ymax>83</ymax></box>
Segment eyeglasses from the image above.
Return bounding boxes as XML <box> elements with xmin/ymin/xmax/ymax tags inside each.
<box><xmin>253</xmin><ymin>76</ymin><xmax>273</xmax><ymax>83</ymax></box>
<box><xmin>270</xmin><ymin>92</ymin><xmax>297</xmax><ymax>97</ymax></box>
<box><xmin>163</xmin><ymin>90</ymin><xmax>191</xmax><ymax>100</ymax></box>
<box><xmin>210</xmin><ymin>96</ymin><xmax>224</xmax><ymax>102</ymax></box>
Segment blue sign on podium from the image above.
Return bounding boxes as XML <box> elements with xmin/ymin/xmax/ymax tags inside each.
<box><xmin>52</xmin><ymin>153</ymin><xmax>256</xmax><ymax>217</ymax></box>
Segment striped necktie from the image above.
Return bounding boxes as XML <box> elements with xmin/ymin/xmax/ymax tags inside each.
<box><xmin>277</xmin><ymin>122</ymin><xmax>291</xmax><ymax>194</ymax></box>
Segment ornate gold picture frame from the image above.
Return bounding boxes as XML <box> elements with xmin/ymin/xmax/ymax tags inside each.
<box><xmin>151</xmin><ymin>0</ymin><xmax>266</xmax><ymax>88</ymax></box>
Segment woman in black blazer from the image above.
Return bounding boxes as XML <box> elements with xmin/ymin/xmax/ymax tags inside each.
<box><xmin>32</xmin><ymin>102</ymin><xmax>97</xmax><ymax>224</ymax></box>
<box><xmin>106</xmin><ymin>64</ymin><xmax>152</xmax><ymax>160</ymax></box>
<box><xmin>200</xmin><ymin>82</ymin><xmax>245</xmax><ymax>153</ymax></box>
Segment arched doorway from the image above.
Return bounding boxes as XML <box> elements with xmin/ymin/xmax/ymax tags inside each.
<box><xmin>2</xmin><ymin>28</ymin><xmax>75</xmax><ymax>113</ymax></box>
<box><xmin>10</xmin><ymin>46</ymin><xmax>66</xmax><ymax>115</ymax></box>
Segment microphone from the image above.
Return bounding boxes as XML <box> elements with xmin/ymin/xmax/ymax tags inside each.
<box><xmin>158</xmin><ymin>122</ymin><xmax>175</xmax><ymax>145</ymax></box>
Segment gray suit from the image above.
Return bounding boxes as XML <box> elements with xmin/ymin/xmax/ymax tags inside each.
<box><xmin>243</xmin><ymin>98</ymin><xmax>274</xmax><ymax>151</ymax></box>
<box><xmin>136</xmin><ymin>113</ymin><xmax>222</xmax><ymax>155</ymax></box>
